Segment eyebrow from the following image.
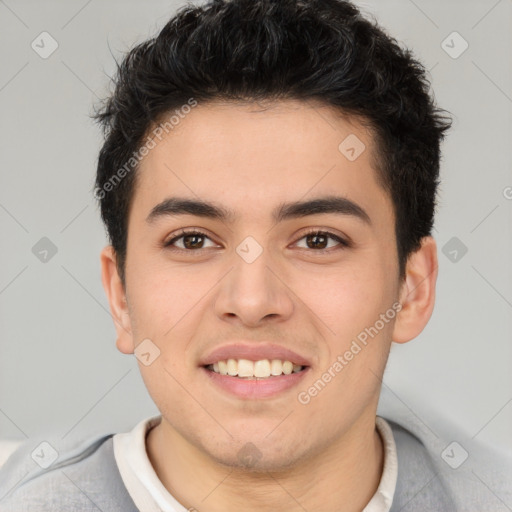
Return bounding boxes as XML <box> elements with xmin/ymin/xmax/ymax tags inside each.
<box><xmin>146</xmin><ymin>195</ymin><xmax>371</xmax><ymax>226</ymax></box>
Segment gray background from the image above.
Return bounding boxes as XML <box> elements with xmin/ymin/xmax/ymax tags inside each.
<box><xmin>0</xmin><ymin>0</ymin><xmax>510</xmax><ymax>468</ymax></box>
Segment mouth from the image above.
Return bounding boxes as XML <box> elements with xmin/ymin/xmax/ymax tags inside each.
<box><xmin>201</xmin><ymin>357</ymin><xmax>310</xmax><ymax>399</ymax></box>
<box><xmin>204</xmin><ymin>358</ymin><xmax>307</xmax><ymax>379</ymax></box>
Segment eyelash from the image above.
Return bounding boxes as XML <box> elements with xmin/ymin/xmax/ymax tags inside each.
<box><xmin>163</xmin><ymin>228</ymin><xmax>350</xmax><ymax>254</ymax></box>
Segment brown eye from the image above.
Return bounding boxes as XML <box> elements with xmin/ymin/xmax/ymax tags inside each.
<box><xmin>164</xmin><ymin>230</ymin><xmax>216</xmax><ymax>250</ymax></box>
<box><xmin>295</xmin><ymin>230</ymin><xmax>349</xmax><ymax>252</ymax></box>
<box><xmin>181</xmin><ymin>233</ymin><xmax>205</xmax><ymax>249</ymax></box>
<box><xmin>305</xmin><ymin>232</ymin><xmax>328</xmax><ymax>249</ymax></box>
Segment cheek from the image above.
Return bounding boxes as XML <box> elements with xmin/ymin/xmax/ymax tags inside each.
<box><xmin>294</xmin><ymin>264</ymin><xmax>389</xmax><ymax>341</ymax></box>
<box><xmin>128</xmin><ymin>264</ymin><xmax>210</xmax><ymax>338</ymax></box>
<box><xmin>139</xmin><ymin>363</ymin><xmax>192</xmax><ymax>423</ymax></box>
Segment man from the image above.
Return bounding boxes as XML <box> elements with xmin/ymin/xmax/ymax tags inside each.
<box><xmin>1</xmin><ymin>0</ymin><xmax>510</xmax><ymax>511</ymax></box>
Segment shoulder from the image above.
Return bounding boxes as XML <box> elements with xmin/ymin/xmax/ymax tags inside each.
<box><xmin>385</xmin><ymin>418</ymin><xmax>457</xmax><ymax>511</ymax></box>
<box><xmin>0</xmin><ymin>430</ymin><xmax>138</xmax><ymax>512</ymax></box>
<box><xmin>384</xmin><ymin>416</ymin><xmax>512</xmax><ymax>511</ymax></box>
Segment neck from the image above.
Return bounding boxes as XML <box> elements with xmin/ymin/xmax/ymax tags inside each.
<box><xmin>146</xmin><ymin>413</ymin><xmax>384</xmax><ymax>512</ymax></box>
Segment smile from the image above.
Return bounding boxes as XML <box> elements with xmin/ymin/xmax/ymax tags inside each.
<box><xmin>206</xmin><ymin>358</ymin><xmax>304</xmax><ymax>379</ymax></box>
<box><xmin>202</xmin><ymin>360</ymin><xmax>310</xmax><ymax>399</ymax></box>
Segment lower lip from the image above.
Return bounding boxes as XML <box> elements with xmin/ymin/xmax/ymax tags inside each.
<box><xmin>201</xmin><ymin>366</ymin><xmax>310</xmax><ymax>399</ymax></box>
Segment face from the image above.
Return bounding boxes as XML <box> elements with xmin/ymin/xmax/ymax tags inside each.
<box><xmin>102</xmin><ymin>99</ymin><xmax>423</xmax><ymax>472</ymax></box>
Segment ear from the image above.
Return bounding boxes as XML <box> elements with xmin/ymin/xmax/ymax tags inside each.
<box><xmin>100</xmin><ymin>245</ymin><xmax>135</xmax><ymax>354</ymax></box>
<box><xmin>392</xmin><ymin>236</ymin><xmax>438</xmax><ymax>344</ymax></box>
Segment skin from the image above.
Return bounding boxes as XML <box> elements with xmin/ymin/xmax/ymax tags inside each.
<box><xmin>101</xmin><ymin>99</ymin><xmax>438</xmax><ymax>512</ymax></box>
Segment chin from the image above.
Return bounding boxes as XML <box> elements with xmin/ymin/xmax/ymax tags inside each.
<box><xmin>198</xmin><ymin>433</ymin><xmax>310</xmax><ymax>474</ymax></box>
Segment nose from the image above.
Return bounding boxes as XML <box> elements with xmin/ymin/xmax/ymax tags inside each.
<box><xmin>213</xmin><ymin>245</ymin><xmax>294</xmax><ymax>328</ymax></box>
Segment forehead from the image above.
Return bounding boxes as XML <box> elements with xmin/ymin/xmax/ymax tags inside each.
<box><xmin>130</xmin><ymin>99</ymin><xmax>392</xmax><ymax>228</ymax></box>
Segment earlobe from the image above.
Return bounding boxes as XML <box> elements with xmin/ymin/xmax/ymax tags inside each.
<box><xmin>392</xmin><ymin>236</ymin><xmax>438</xmax><ymax>344</ymax></box>
<box><xmin>100</xmin><ymin>245</ymin><xmax>134</xmax><ymax>354</ymax></box>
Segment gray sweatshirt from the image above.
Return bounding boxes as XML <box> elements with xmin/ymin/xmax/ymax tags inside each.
<box><xmin>0</xmin><ymin>416</ymin><xmax>510</xmax><ymax>511</ymax></box>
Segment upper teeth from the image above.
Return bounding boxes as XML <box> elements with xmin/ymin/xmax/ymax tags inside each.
<box><xmin>209</xmin><ymin>359</ymin><xmax>303</xmax><ymax>378</ymax></box>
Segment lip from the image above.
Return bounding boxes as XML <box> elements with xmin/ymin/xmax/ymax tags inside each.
<box><xmin>198</xmin><ymin>342</ymin><xmax>312</xmax><ymax>367</ymax></box>
<box><xmin>201</xmin><ymin>366</ymin><xmax>310</xmax><ymax>399</ymax></box>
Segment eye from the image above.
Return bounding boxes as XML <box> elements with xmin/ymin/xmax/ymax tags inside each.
<box><xmin>294</xmin><ymin>230</ymin><xmax>350</xmax><ymax>252</ymax></box>
<box><xmin>163</xmin><ymin>229</ymin><xmax>217</xmax><ymax>251</ymax></box>
<box><xmin>163</xmin><ymin>228</ymin><xmax>350</xmax><ymax>253</ymax></box>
